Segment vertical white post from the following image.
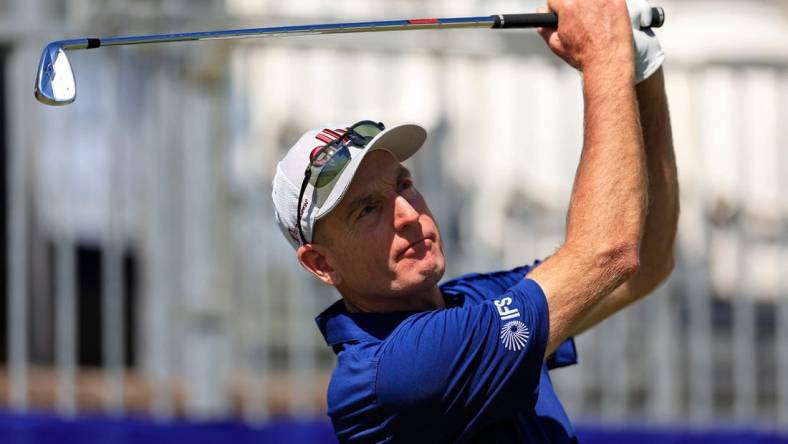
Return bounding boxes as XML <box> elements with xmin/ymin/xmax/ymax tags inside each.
<box><xmin>685</xmin><ymin>221</ymin><xmax>714</xmax><ymax>423</ymax></box>
<box><xmin>145</xmin><ymin>64</ymin><xmax>175</xmax><ymax>421</ymax></box>
<box><xmin>5</xmin><ymin>0</ymin><xmax>53</xmax><ymax>414</ymax></box>
<box><xmin>251</xmin><ymin>234</ymin><xmax>271</xmax><ymax>422</ymax></box>
<box><xmin>180</xmin><ymin>87</ymin><xmax>230</xmax><ymax>419</ymax></box>
<box><xmin>6</xmin><ymin>46</ymin><xmax>31</xmax><ymax>414</ymax></box>
<box><xmin>54</xmin><ymin>115</ymin><xmax>77</xmax><ymax>417</ymax></box>
<box><xmin>732</xmin><ymin>69</ymin><xmax>756</xmax><ymax>421</ymax></box>
<box><xmin>647</xmin><ymin>281</ymin><xmax>678</xmax><ymax>421</ymax></box>
<box><xmin>102</xmin><ymin>51</ymin><xmax>126</xmax><ymax>416</ymax></box>
<box><xmin>229</xmin><ymin>46</ymin><xmax>271</xmax><ymax>423</ymax></box>
<box><xmin>686</xmin><ymin>69</ymin><xmax>713</xmax><ymax>422</ymax></box>
<box><xmin>776</xmin><ymin>70</ymin><xmax>788</xmax><ymax>426</ymax></box>
<box><xmin>237</xmin><ymin>202</ymin><xmax>275</xmax><ymax>423</ymax></box>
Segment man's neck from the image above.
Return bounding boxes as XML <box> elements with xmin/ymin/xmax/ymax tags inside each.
<box><xmin>342</xmin><ymin>285</ymin><xmax>445</xmax><ymax>313</ymax></box>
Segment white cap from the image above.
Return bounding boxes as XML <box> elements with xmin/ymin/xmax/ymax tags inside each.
<box><xmin>272</xmin><ymin>121</ymin><xmax>428</xmax><ymax>249</ymax></box>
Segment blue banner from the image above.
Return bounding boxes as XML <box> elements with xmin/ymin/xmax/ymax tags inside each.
<box><xmin>1</xmin><ymin>411</ymin><xmax>787</xmax><ymax>444</ymax></box>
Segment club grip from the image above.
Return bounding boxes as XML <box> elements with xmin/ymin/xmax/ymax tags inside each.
<box><xmin>491</xmin><ymin>7</ymin><xmax>664</xmax><ymax>29</ymax></box>
<box><xmin>491</xmin><ymin>13</ymin><xmax>556</xmax><ymax>29</ymax></box>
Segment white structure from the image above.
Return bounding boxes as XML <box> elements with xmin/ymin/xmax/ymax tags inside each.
<box><xmin>3</xmin><ymin>0</ymin><xmax>788</xmax><ymax>428</ymax></box>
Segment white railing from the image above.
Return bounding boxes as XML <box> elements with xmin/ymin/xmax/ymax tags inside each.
<box><xmin>4</xmin><ymin>0</ymin><xmax>788</xmax><ymax>429</ymax></box>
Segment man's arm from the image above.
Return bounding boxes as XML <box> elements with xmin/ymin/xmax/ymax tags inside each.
<box><xmin>569</xmin><ymin>67</ymin><xmax>679</xmax><ymax>336</ymax></box>
<box><xmin>528</xmin><ymin>0</ymin><xmax>649</xmax><ymax>356</ymax></box>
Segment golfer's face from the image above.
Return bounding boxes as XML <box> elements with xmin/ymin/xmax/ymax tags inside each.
<box><xmin>321</xmin><ymin>150</ymin><xmax>445</xmax><ymax>298</ymax></box>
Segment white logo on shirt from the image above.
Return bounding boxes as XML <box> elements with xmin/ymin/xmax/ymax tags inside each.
<box><xmin>500</xmin><ymin>320</ymin><xmax>530</xmax><ymax>351</ymax></box>
<box><xmin>494</xmin><ymin>297</ymin><xmax>520</xmax><ymax>320</ymax></box>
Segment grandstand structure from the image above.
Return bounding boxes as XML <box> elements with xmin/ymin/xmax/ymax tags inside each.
<box><xmin>1</xmin><ymin>0</ymin><xmax>787</xmax><ymax>436</ymax></box>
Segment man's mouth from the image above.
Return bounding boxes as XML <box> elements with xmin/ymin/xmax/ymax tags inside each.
<box><xmin>398</xmin><ymin>237</ymin><xmax>431</xmax><ymax>260</ymax></box>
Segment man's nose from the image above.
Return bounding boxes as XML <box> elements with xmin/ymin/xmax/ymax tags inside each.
<box><xmin>393</xmin><ymin>195</ymin><xmax>420</xmax><ymax>232</ymax></box>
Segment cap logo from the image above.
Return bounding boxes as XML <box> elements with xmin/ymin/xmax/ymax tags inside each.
<box><xmin>314</xmin><ymin>128</ymin><xmax>347</xmax><ymax>144</ymax></box>
<box><xmin>287</xmin><ymin>226</ymin><xmax>299</xmax><ymax>244</ymax></box>
<box><xmin>299</xmin><ymin>198</ymin><xmax>310</xmax><ymax>220</ymax></box>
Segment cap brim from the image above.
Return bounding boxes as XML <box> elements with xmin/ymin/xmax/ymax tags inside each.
<box><xmin>365</xmin><ymin>122</ymin><xmax>427</xmax><ymax>162</ymax></box>
<box><xmin>311</xmin><ymin>122</ymin><xmax>427</xmax><ymax>222</ymax></box>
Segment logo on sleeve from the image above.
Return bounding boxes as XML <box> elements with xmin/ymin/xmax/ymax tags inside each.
<box><xmin>494</xmin><ymin>297</ymin><xmax>529</xmax><ymax>351</ymax></box>
<box><xmin>500</xmin><ymin>321</ymin><xmax>530</xmax><ymax>351</ymax></box>
<box><xmin>494</xmin><ymin>297</ymin><xmax>520</xmax><ymax>320</ymax></box>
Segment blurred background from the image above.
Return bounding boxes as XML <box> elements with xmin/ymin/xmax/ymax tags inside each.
<box><xmin>2</xmin><ymin>0</ymin><xmax>788</xmax><ymax>442</ymax></box>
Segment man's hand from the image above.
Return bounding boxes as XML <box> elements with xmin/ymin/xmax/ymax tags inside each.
<box><xmin>538</xmin><ymin>0</ymin><xmax>665</xmax><ymax>83</ymax></box>
<box><xmin>536</xmin><ymin>0</ymin><xmax>635</xmax><ymax>73</ymax></box>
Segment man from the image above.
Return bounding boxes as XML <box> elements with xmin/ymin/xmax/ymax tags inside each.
<box><xmin>271</xmin><ymin>0</ymin><xmax>678</xmax><ymax>442</ymax></box>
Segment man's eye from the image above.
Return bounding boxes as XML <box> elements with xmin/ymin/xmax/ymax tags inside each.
<box><xmin>399</xmin><ymin>179</ymin><xmax>414</xmax><ymax>192</ymax></box>
<box><xmin>358</xmin><ymin>203</ymin><xmax>378</xmax><ymax>219</ymax></box>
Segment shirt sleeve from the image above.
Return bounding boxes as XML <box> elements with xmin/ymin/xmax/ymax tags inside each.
<box><xmin>374</xmin><ymin>278</ymin><xmax>549</xmax><ymax>440</ymax></box>
<box><xmin>546</xmin><ymin>337</ymin><xmax>578</xmax><ymax>369</ymax></box>
<box><xmin>441</xmin><ymin>262</ymin><xmax>580</xmax><ymax>371</ymax></box>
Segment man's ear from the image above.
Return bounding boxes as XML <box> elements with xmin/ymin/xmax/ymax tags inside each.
<box><xmin>297</xmin><ymin>244</ymin><xmax>342</xmax><ymax>287</ymax></box>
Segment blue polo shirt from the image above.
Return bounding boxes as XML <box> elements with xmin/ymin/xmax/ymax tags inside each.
<box><xmin>315</xmin><ymin>264</ymin><xmax>578</xmax><ymax>443</ymax></box>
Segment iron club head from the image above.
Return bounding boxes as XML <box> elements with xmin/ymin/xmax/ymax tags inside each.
<box><xmin>34</xmin><ymin>42</ymin><xmax>76</xmax><ymax>106</ymax></box>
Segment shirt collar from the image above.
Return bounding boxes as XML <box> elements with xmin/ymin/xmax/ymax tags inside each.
<box><xmin>315</xmin><ymin>291</ymin><xmax>466</xmax><ymax>346</ymax></box>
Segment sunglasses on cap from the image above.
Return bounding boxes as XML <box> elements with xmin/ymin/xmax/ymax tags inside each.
<box><xmin>296</xmin><ymin>120</ymin><xmax>386</xmax><ymax>245</ymax></box>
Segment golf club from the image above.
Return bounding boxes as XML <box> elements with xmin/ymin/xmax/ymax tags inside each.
<box><xmin>34</xmin><ymin>8</ymin><xmax>664</xmax><ymax>106</ymax></box>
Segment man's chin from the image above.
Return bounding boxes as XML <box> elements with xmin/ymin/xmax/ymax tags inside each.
<box><xmin>417</xmin><ymin>258</ymin><xmax>446</xmax><ymax>287</ymax></box>
<box><xmin>392</xmin><ymin>244</ymin><xmax>445</xmax><ymax>291</ymax></box>
<box><xmin>391</xmin><ymin>262</ymin><xmax>444</xmax><ymax>294</ymax></box>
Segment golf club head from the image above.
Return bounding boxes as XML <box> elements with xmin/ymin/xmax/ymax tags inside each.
<box><xmin>35</xmin><ymin>42</ymin><xmax>76</xmax><ymax>105</ymax></box>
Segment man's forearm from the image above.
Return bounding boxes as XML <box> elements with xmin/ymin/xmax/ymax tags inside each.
<box><xmin>568</xmin><ymin>68</ymin><xmax>678</xmax><ymax>336</ymax></box>
<box><xmin>613</xmin><ymin>67</ymin><xmax>677</xmax><ymax>292</ymax></box>
<box><xmin>526</xmin><ymin>0</ymin><xmax>652</xmax><ymax>355</ymax></box>
<box><xmin>564</xmin><ymin>64</ymin><xmax>648</xmax><ymax>261</ymax></box>
<box><xmin>637</xmin><ymin>68</ymin><xmax>678</xmax><ymax>274</ymax></box>
<box><xmin>531</xmin><ymin>61</ymin><xmax>649</xmax><ymax>354</ymax></box>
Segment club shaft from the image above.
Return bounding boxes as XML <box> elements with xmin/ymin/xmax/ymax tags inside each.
<box><xmin>54</xmin><ymin>9</ymin><xmax>663</xmax><ymax>51</ymax></box>
<box><xmin>55</xmin><ymin>8</ymin><xmax>663</xmax><ymax>52</ymax></box>
<box><xmin>60</xmin><ymin>16</ymin><xmax>498</xmax><ymax>51</ymax></box>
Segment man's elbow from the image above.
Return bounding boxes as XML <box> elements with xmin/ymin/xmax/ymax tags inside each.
<box><xmin>595</xmin><ymin>242</ymin><xmax>641</xmax><ymax>282</ymax></box>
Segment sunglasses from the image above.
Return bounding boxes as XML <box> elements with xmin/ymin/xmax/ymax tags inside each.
<box><xmin>296</xmin><ymin>120</ymin><xmax>386</xmax><ymax>245</ymax></box>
